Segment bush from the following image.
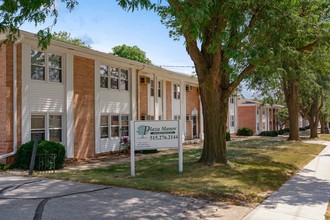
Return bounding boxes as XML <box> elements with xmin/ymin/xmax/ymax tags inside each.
<box><xmin>299</xmin><ymin>127</ymin><xmax>306</xmax><ymax>131</ymax></box>
<box><xmin>237</xmin><ymin>127</ymin><xmax>253</xmax><ymax>136</ymax></box>
<box><xmin>16</xmin><ymin>140</ymin><xmax>66</xmax><ymax>170</ymax></box>
<box><xmin>279</xmin><ymin>128</ymin><xmax>290</xmax><ymax>134</ymax></box>
<box><xmin>226</xmin><ymin>132</ymin><xmax>231</xmax><ymax>141</ymax></box>
<box><xmin>304</xmin><ymin>125</ymin><xmax>310</xmax><ymax>129</ymax></box>
<box><xmin>0</xmin><ymin>163</ymin><xmax>12</xmax><ymax>171</ymax></box>
<box><xmin>260</xmin><ymin>130</ymin><xmax>279</xmax><ymax>137</ymax></box>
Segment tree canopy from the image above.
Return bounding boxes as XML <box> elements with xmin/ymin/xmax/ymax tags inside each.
<box><xmin>53</xmin><ymin>31</ymin><xmax>91</xmax><ymax>48</ymax></box>
<box><xmin>112</xmin><ymin>44</ymin><xmax>152</xmax><ymax>64</ymax></box>
<box><xmin>1</xmin><ymin>0</ymin><xmax>329</xmax><ymax>165</ymax></box>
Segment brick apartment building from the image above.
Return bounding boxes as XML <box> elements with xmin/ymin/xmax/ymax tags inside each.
<box><xmin>0</xmin><ymin>30</ymin><xmax>238</xmax><ymax>164</ymax></box>
<box><xmin>237</xmin><ymin>99</ymin><xmax>283</xmax><ymax>135</ymax></box>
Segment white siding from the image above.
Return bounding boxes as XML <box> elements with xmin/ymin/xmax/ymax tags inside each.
<box><xmin>100</xmin><ymin>90</ymin><xmax>130</xmax><ymax>114</ymax></box>
<box><xmin>30</xmin><ymin>82</ymin><xmax>65</xmax><ymax>113</ymax></box>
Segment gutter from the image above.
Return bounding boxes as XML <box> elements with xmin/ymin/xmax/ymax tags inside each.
<box><xmin>0</xmin><ymin>36</ymin><xmax>23</xmax><ymax>160</ymax></box>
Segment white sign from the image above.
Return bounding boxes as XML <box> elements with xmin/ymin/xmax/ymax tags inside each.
<box><xmin>130</xmin><ymin>120</ymin><xmax>183</xmax><ymax>176</ymax></box>
<box><xmin>134</xmin><ymin>120</ymin><xmax>179</xmax><ymax>150</ymax></box>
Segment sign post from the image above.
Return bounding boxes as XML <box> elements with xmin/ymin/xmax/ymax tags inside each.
<box><xmin>130</xmin><ymin>120</ymin><xmax>182</xmax><ymax>177</ymax></box>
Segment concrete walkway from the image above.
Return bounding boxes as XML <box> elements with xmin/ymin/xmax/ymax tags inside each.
<box><xmin>244</xmin><ymin>140</ymin><xmax>330</xmax><ymax>220</ymax></box>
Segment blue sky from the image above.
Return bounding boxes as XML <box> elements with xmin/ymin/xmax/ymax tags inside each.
<box><xmin>21</xmin><ymin>0</ymin><xmax>195</xmax><ymax>74</ymax></box>
<box><xmin>21</xmin><ymin>0</ymin><xmax>255</xmax><ymax>98</ymax></box>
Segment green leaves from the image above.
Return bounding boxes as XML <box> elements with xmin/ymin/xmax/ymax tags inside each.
<box><xmin>0</xmin><ymin>0</ymin><xmax>79</xmax><ymax>49</ymax></box>
<box><xmin>112</xmin><ymin>44</ymin><xmax>152</xmax><ymax>64</ymax></box>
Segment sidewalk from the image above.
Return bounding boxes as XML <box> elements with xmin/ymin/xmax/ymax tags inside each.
<box><xmin>243</xmin><ymin>140</ymin><xmax>330</xmax><ymax>220</ymax></box>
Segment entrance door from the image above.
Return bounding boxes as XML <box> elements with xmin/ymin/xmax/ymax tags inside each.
<box><xmin>192</xmin><ymin>115</ymin><xmax>198</xmax><ymax>138</ymax></box>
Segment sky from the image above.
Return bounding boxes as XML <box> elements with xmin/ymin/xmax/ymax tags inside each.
<box><xmin>21</xmin><ymin>0</ymin><xmax>255</xmax><ymax>98</ymax></box>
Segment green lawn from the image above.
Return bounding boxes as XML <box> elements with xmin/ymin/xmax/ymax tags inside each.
<box><xmin>40</xmin><ymin>138</ymin><xmax>324</xmax><ymax>205</ymax></box>
<box><xmin>319</xmin><ymin>134</ymin><xmax>330</xmax><ymax>141</ymax></box>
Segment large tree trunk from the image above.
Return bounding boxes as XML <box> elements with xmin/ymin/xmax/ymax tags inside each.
<box><xmin>198</xmin><ymin>73</ymin><xmax>229</xmax><ymax>165</ymax></box>
<box><xmin>320</xmin><ymin>114</ymin><xmax>325</xmax><ymax>134</ymax></box>
<box><xmin>283</xmin><ymin>79</ymin><xmax>300</xmax><ymax>141</ymax></box>
<box><xmin>308</xmin><ymin>117</ymin><xmax>318</xmax><ymax>138</ymax></box>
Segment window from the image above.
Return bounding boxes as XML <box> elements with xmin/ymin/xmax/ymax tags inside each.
<box><xmin>257</xmin><ymin>122</ymin><xmax>260</xmax><ymax>130</ymax></box>
<box><xmin>100</xmin><ymin>115</ymin><xmax>109</xmax><ymax>138</ymax></box>
<box><xmin>150</xmin><ymin>80</ymin><xmax>155</xmax><ymax>96</ymax></box>
<box><xmin>31</xmin><ymin>115</ymin><xmax>45</xmax><ymax>141</ymax></box>
<box><xmin>49</xmin><ymin>115</ymin><xmax>62</xmax><ymax>142</ymax></box>
<box><xmin>110</xmin><ymin>67</ymin><xmax>119</xmax><ymax>89</ymax></box>
<box><xmin>110</xmin><ymin>115</ymin><xmax>129</xmax><ymax>137</ymax></box>
<box><xmin>174</xmin><ymin>84</ymin><xmax>180</xmax><ymax>99</ymax></box>
<box><xmin>31</xmin><ymin>114</ymin><xmax>62</xmax><ymax>142</ymax></box>
<box><xmin>100</xmin><ymin>65</ymin><xmax>109</xmax><ymax>88</ymax></box>
<box><xmin>262</xmin><ymin>109</ymin><xmax>265</xmax><ymax>115</ymax></box>
<box><xmin>262</xmin><ymin>122</ymin><xmax>266</xmax><ymax>130</ymax></box>
<box><xmin>257</xmin><ymin>107</ymin><xmax>260</xmax><ymax>115</ymax></box>
<box><xmin>111</xmin><ymin>115</ymin><xmax>119</xmax><ymax>137</ymax></box>
<box><xmin>174</xmin><ymin>115</ymin><xmax>180</xmax><ymax>120</ymax></box>
<box><xmin>48</xmin><ymin>54</ymin><xmax>62</xmax><ymax>82</ymax></box>
<box><xmin>102</xmin><ymin>66</ymin><xmax>129</xmax><ymax>91</ymax></box>
<box><xmin>120</xmin><ymin>69</ymin><xmax>129</xmax><ymax>91</ymax></box>
<box><xmin>31</xmin><ymin>51</ymin><xmax>45</xmax><ymax>81</ymax></box>
<box><xmin>31</xmin><ymin>50</ymin><xmax>62</xmax><ymax>83</ymax></box>
<box><xmin>158</xmin><ymin>81</ymin><xmax>161</xmax><ymax>97</ymax></box>
<box><xmin>230</xmin><ymin>97</ymin><xmax>234</xmax><ymax>104</ymax></box>
<box><xmin>121</xmin><ymin>115</ymin><xmax>129</xmax><ymax>136</ymax></box>
<box><xmin>230</xmin><ymin>115</ymin><xmax>235</xmax><ymax>127</ymax></box>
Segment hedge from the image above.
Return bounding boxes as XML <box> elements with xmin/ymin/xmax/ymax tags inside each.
<box><xmin>237</xmin><ymin>127</ymin><xmax>253</xmax><ymax>136</ymax></box>
<box><xmin>16</xmin><ymin>140</ymin><xmax>66</xmax><ymax>170</ymax></box>
<box><xmin>260</xmin><ymin>130</ymin><xmax>279</xmax><ymax>137</ymax></box>
<box><xmin>226</xmin><ymin>132</ymin><xmax>231</xmax><ymax>141</ymax></box>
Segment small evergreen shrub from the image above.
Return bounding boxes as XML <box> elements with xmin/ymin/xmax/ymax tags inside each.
<box><xmin>260</xmin><ymin>130</ymin><xmax>279</xmax><ymax>137</ymax></box>
<box><xmin>226</xmin><ymin>132</ymin><xmax>231</xmax><ymax>141</ymax></box>
<box><xmin>279</xmin><ymin>128</ymin><xmax>290</xmax><ymax>134</ymax></box>
<box><xmin>0</xmin><ymin>163</ymin><xmax>12</xmax><ymax>171</ymax></box>
<box><xmin>299</xmin><ymin>127</ymin><xmax>306</xmax><ymax>131</ymax></box>
<box><xmin>237</xmin><ymin>127</ymin><xmax>253</xmax><ymax>136</ymax></box>
<box><xmin>16</xmin><ymin>140</ymin><xmax>66</xmax><ymax>170</ymax></box>
<box><xmin>304</xmin><ymin>125</ymin><xmax>310</xmax><ymax>129</ymax></box>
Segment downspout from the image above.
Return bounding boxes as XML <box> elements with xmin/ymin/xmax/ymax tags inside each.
<box><xmin>0</xmin><ymin>36</ymin><xmax>23</xmax><ymax>160</ymax></box>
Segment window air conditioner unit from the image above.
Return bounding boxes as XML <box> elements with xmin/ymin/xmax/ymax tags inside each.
<box><xmin>141</xmin><ymin>114</ymin><xmax>147</xmax><ymax>120</ymax></box>
<box><xmin>140</xmin><ymin>76</ymin><xmax>151</xmax><ymax>84</ymax></box>
<box><xmin>186</xmin><ymin>85</ymin><xmax>193</xmax><ymax>91</ymax></box>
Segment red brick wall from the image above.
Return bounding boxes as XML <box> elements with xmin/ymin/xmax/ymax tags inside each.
<box><xmin>74</xmin><ymin>56</ymin><xmax>95</xmax><ymax>159</ymax></box>
<box><xmin>237</xmin><ymin>105</ymin><xmax>257</xmax><ymax>134</ymax></box>
<box><xmin>140</xmin><ymin>82</ymin><xmax>148</xmax><ymax>116</ymax></box>
<box><xmin>166</xmin><ymin>81</ymin><xmax>172</xmax><ymax>120</ymax></box>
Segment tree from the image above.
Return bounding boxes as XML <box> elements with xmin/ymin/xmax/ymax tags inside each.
<box><xmin>112</xmin><ymin>44</ymin><xmax>152</xmax><ymax>64</ymax></box>
<box><xmin>298</xmin><ymin>47</ymin><xmax>330</xmax><ymax>138</ymax></box>
<box><xmin>248</xmin><ymin>1</ymin><xmax>329</xmax><ymax>141</ymax></box>
<box><xmin>53</xmin><ymin>31</ymin><xmax>91</xmax><ymax>48</ymax></box>
<box><xmin>117</xmin><ymin>0</ymin><xmax>308</xmax><ymax>165</ymax></box>
<box><xmin>0</xmin><ymin>0</ymin><xmax>78</xmax><ymax>49</ymax></box>
<box><xmin>1</xmin><ymin>0</ymin><xmax>328</xmax><ymax>165</ymax></box>
<box><xmin>277</xmin><ymin>107</ymin><xmax>289</xmax><ymax>131</ymax></box>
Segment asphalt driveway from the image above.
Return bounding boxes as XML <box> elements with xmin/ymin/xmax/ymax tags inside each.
<box><xmin>0</xmin><ymin>174</ymin><xmax>251</xmax><ymax>220</ymax></box>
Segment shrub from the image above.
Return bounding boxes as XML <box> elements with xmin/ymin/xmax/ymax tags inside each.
<box><xmin>299</xmin><ymin>127</ymin><xmax>306</xmax><ymax>131</ymax></box>
<box><xmin>0</xmin><ymin>163</ymin><xmax>12</xmax><ymax>171</ymax></box>
<box><xmin>237</xmin><ymin>127</ymin><xmax>253</xmax><ymax>136</ymax></box>
<box><xmin>304</xmin><ymin>125</ymin><xmax>310</xmax><ymax>129</ymax></box>
<box><xmin>260</xmin><ymin>130</ymin><xmax>279</xmax><ymax>137</ymax></box>
<box><xmin>279</xmin><ymin>128</ymin><xmax>290</xmax><ymax>134</ymax></box>
<box><xmin>16</xmin><ymin>140</ymin><xmax>66</xmax><ymax>170</ymax></box>
<box><xmin>226</xmin><ymin>132</ymin><xmax>231</xmax><ymax>141</ymax></box>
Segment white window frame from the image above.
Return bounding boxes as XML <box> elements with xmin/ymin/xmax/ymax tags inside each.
<box><xmin>158</xmin><ymin>81</ymin><xmax>161</xmax><ymax>98</ymax></box>
<box><xmin>107</xmin><ymin>114</ymin><xmax>130</xmax><ymax>138</ymax></box>
<box><xmin>102</xmin><ymin>66</ymin><xmax>129</xmax><ymax>91</ymax></box>
<box><xmin>100</xmin><ymin>115</ymin><xmax>109</xmax><ymax>138</ymax></box>
<box><xmin>150</xmin><ymin>80</ymin><xmax>155</xmax><ymax>96</ymax></box>
<box><xmin>31</xmin><ymin>49</ymin><xmax>63</xmax><ymax>84</ymax></box>
<box><xmin>100</xmin><ymin>64</ymin><xmax>109</xmax><ymax>89</ymax></box>
<box><xmin>174</xmin><ymin>84</ymin><xmax>181</xmax><ymax>99</ymax></box>
<box><xmin>31</xmin><ymin>113</ymin><xmax>63</xmax><ymax>142</ymax></box>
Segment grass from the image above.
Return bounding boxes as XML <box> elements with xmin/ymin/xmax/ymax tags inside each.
<box><xmin>39</xmin><ymin>138</ymin><xmax>325</xmax><ymax>205</ymax></box>
<box><xmin>319</xmin><ymin>134</ymin><xmax>330</xmax><ymax>141</ymax></box>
